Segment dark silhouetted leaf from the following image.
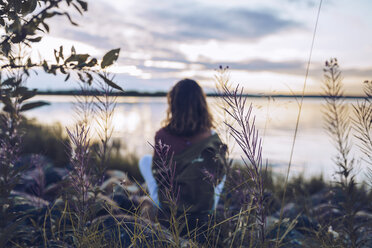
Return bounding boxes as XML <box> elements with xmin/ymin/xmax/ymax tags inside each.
<box><xmin>65</xmin><ymin>54</ymin><xmax>89</xmax><ymax>64</ymax></box>
<box><xmin>41</xmin><ymin>22</ymin><xmax>49</xmax><ymax>32</ymax></box>
<box><xmin>42</xmin><ymin>60</ymin><xmax>48</xmax><ymax>72</ymax></box>
<box><xmin>87</xmin><ymin>58</ymin><xmax>97</xmax><ymax>67</ymax></box>
<box><xmin>64</xmin><ymin>12</ymin><xmax>78</xmax><ymax>26</ymax></box>
<box><xmin>86</xmin><ymin>72</ymin><xmax>93</xmax><ymax>85</ymax></box>
<box><xmin>77</xmin><ymin>72</ymin><xmax>85</xmax><ymax>82</ymax></box>
<box><xmin>21</xmin><ymin>0</ymin><xmax>37</xmax><ymax>15</ymax></box>
<box><xmin>3</xmin><ymin>104</ymin><xmax>15</xmax><ymax>113</ymax></box>
<box><xmin>20</xmin><ymin>89</ymin><xmax>37</xmax><ymax>102</ymax></box>
<box><xmin>77</xmin><ymin>0</ymin><xmax>88</xmax><ymax>11</ymax></box>
<box><xmin>1</xmin><ymin>41</ymin><xmax>11</xmax><ymax>56</ymax></box>
<box><xmin>65</xmin><ymin>73</ymin><xmax>71</xmax><ymax>81</ymax></box>
<box><xmin>20</xmin><ymin>101</ymin><xmax>50</xmax><ymax>112</ymax></box>
<box><xmin>58</xmin><ymin>46</ymin><xmax>64</xmax><ymax>60</ymax></box>
<box><xmin>2</xmin><ymin>77</ymin><xmax>16</xmax><ymax>86</ymax></box>
<box><xmin>54</xmin><ymin>49</ymin><xmax>59</xmax><ymax>63</ymax></box>
<box><xmin>98</xmin><ymin>73</ymin><xmax>124</xmax><ymax>92</ymax></box>
<box><xmin>28</xmin><ymin>36</ymin><xmax>42</xmax><ymax>43</ymax></box>
<box><xmin>101</xmin><ymin>48</ymin><xmax>120</xmax><ymax>69</ymax></box>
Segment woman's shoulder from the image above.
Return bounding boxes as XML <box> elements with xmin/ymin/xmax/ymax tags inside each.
<box><xmin>155</xmin><ymin>127</ymin><xmax>170</xmax><ymax>140</ymax></box>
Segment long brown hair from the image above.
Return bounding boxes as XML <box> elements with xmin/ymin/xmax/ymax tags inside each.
<box><xmin>164</xmin><ymin>78</ymin><xmax>213</xmax><ymax>136</ymax></box>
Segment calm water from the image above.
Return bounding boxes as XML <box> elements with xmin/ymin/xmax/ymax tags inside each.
<box><xmin>24</xmin><ymin>95</ymin><xmax>366</xmax><ymax>180</ymax></box>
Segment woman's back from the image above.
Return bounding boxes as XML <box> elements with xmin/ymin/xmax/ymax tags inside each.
<box><xmin>154</xmin><ymin>127</ymin><xmax>212</xmax><ymax>155</ymax></box>
<box><xmin>139</xmin><ymin>78</ymin><xmax>227</xmax><ymax>237</ymax></box>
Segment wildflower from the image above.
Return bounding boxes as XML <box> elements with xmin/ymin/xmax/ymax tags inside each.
<box><xmin>327</xmin><ymin>225</ymin><xmax>339</xmax><ymax>239</ymax></box>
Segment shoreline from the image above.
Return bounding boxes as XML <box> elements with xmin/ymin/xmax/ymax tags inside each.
<box><xmin>36</xmin><ymin>91</ymin><xmax>366</xmax><ymax>99</ymax></box>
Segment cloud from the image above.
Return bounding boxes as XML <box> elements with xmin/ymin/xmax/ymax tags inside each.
<box><xmin>137</xmin><ymin>58</ymin><xmax>306</xmax><ymax>76</ymax></box>
<box><xmin>141</xmin><ymin>3</ymin><xmax>300</xmax><ymax>41</ymax></box>
<box><xmin>59</xmin><ymin>30</ymin><xmax>114</xmax><ymax>50</ymax></box>
<box><xmin>48</xmin><ymin>1</ymin><xmax>300</xmax><ymax>55</ymax></box>
<box><xmin>31</xmin><ymin>0</ymin><xmax>370</xmax><ymax>95</ymax></box>
<box><xmin>199</xmin><ymin>59</ymin><xmax>305</xmax><ymax>72</ymax></box>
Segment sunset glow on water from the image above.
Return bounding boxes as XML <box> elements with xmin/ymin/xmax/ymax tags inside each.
<box><xmin>25</xmin><ymin>95</ymin><xmax>366</xmax><ymax>180</ymax></box>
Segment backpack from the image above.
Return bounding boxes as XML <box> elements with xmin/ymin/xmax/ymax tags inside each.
<box><xmin>152</xmin><ymin>134</ymin><xmax>227</xmax><ymax>215</ymax></box>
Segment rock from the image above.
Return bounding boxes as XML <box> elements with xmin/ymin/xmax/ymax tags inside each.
<box><xmin>267</xmin><ymin>220</ymin><xmax>307</xmax><ymax>248</ymax></box>
<box><xmin>44</xmin><ymin>164</ymin><xmax>68</xmax><ymax>186</ymax></box>
<box><xmin>312</xmin><ymin>203</ymin><xmax>342</xmax><ymax>224</ymax></box>
<box><xmin>295</xmin><ymin>214</ymin><xmax>319</xmax><ymax>234</ymax></box>
<box><xmin>310</xmin><ymin>188</ymin><xmax>330</xmax><ymax>206</ymax></box>
<box><xmin>355</xmin><ymin>210</ymin><xmax>372</xmax><ymax>224</ymax></box>
<box><xmin>11</xmin><ymin>191</ymin><xmax>50</xmax><ymax>210</ymax></box>
<box><xmin>43</xmin><ymin>181</ymin><xmax>66</xmax><ymax>202</ymax></box>
<box><xmin>101</xmin><ymin>175</ymin><xmax>140</xmax><ymax>196</ymax></box>
<box><xmin>92</xmin><ymin>214</ymin><xmax>190</xmax><ymax>247</ymax></box>
<box><xmin>266</xmin><ymin>215</ymin><xmax>279</xmax><ymax>228</ymax></box>
<box><xmin>273</xmin><ymin>202</ymin><xmax>302</xmax><ymax>219</ymax></box>
<box><xmin>111</xmin><ymin>193</ymin><xmax>136</xmax><ymax>213</ymax></box>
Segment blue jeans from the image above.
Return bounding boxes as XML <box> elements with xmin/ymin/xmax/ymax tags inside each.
<box><xmin>139</xmin><ymin>154</ymin><xmax>226</xmax><ymax>210</ymax></box>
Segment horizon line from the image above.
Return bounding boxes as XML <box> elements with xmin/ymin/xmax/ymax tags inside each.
<box><xmin>35</xmin><ymin>90</ymin><xmax>367</xmax><ymax>99</ymax></box>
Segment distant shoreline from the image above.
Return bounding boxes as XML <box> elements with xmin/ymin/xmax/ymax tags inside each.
<box><xmin>36</xmin><ymin>90</ymin><xmax>366</xmax><ymax>99</ymax></box>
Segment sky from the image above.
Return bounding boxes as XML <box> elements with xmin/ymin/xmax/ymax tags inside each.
<box><xmin>27</xmin><ymin>0</ymin><xmax>372</xmax><ymax>95</ymax></box>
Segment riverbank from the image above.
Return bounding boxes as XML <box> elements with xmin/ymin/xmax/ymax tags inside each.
<box><xmin>7</xmin><ymin>153</ymin><xmax>372</xmax><ymax>247</ymax></box>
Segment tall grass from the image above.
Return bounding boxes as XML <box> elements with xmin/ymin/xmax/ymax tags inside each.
<box><xmin>321</xmin><ymin>59</ymin><xmax>370</xmax><ymax>248</ymax></box>
<box><xmin>352</xmin><ymin>80</ymin><xmax>372</xmax><ymax>185</ymax></box>
<box><xmin>221</xmin><ymin>84</ymin><xmax>268</xmax><ymax>246</ymax></box>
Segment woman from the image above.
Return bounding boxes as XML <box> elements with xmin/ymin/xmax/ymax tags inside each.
<box><xmin>139</xmin><ymin>79</ymin><xmax>226</xmax><ymax>229</ymax></box>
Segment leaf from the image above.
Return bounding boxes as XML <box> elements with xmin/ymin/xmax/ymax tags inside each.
<box><xmin>13</xmin><ymin>0</ymin><xmax>22</xmax><ymax>13</ymax></box>
<box><xmin>1</xmin><ymin>41</ymin><xmax>11</xmax><ymax>56</ymax></box>
<box><xmin>86</xmin><ymin>58</ymin><xmax>97</xmax><ymax>67</ymax></box>
<box><xmin>21</xmin><ymin>0</ymin><xmax>37</xmax><ymax>15</ymax></box>
<box><xmin>59</xmin><ymin>46</ymin><xmax>64</xmax><ymax>59</ymax></box>
<box><xmin>20</xmin><ymin>101</ymin><xmax>50</xmax><ymax>112</ymax></box>
<box><xmin>72</xmin><ymin>2</ymin><xmax>83</xmax><ymax>15</ymax></box>
<box><xmin>64</xmin><ymin>12</ymin><xmax>78</xmax><ymax>26</ymax></box>
<box><xmin>64</xmin><ymin>73</ymin><xmax>71</xmax><ymax>81</ymax></box>
<box><xmin>20</xmin><ymin>89</ymin><xmax>37</xmax><ymax>102</ymax></box>
<box><xmin>42</xmin><ymin>60</ymin><xmax>48</xmax><ymax>72</ymax></box>
<box><xmin>27</xmin><ymin>58</ymin><xmax>32</xmax><ymax>67</ymax></box>
<box><xmin>2</xmin><ymin>77</ymin><xmax>16</xmax><ymax>86</ymax></box>
<box><xmin>86</xmin><ymin>72</ymin><xmax>93</xmax><ymax>85</ymax></box>
<box><xmin>60</xmin><ymin>66</ymin><xmax>66</xmax><ymax>74</ymax></box>
<box><xmin>27</xmin><ymin>36</ymin><xmax>42</xmax><ymax>43</ymax></box>
<box><xmin>77</xmin><ymin>0</ymin><xmax>88</xmax><ymax>11</ymax></box>
<box><xmin>3</xmin><ymin>104</ymin><xmax>15</xmax><ymax>114</ymax></box>
<box><xmin>41</xmin><ymin>22</ymin><xmax>49</xmax><ymax>32</ymax></box>
<box><xmin>77</xmin><ymin>72</ymin><xmax>85</xmax><ymax>82</ymax></box>
<box><xmin>101</xmin><ymin>48</ymin><xmax>120</xmax><ymax>69</ymax></box>
<box><xmin>98</xmin><ymin>73</ymin><xmax>124</xmax><ymax>92</ymax></box>
<box><xmin>54</xmin><ymin>49</ymin><xmax>59</xmax><ymax>63</ymax></box>
<box><xmin>65</xmin><ymin>54</ymin><xmax>89</xmax><ymax>64</ymax></box>
<box><xmin>13</xmin><ymin>86</ymin><xmax>29</xmax><ymax>97</ymax></box>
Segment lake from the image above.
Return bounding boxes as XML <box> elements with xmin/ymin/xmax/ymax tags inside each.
<box><xmin>24</xmin><ymin>95</ymin><xmax>367</xmax><ymax>181</ymax></box>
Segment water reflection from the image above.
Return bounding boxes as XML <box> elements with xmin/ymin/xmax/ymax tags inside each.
<box><xmin>24</xmin><ymin>95</ymin><xmax>364</xmax><ymax>180</ymax></box>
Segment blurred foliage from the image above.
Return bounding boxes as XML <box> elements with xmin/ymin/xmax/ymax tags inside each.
<box><xmin>20</xmin><ymin>118</ymin><xmax>70</xmax><ymax>167</ymax></box>
<box><xmin>0</xmin><ymin>0</ymin><xmax>123</xmax><ymax>117</ymax></box>
<box><xmin>101</xmin><ymin>149</ymin><xmax>142</xmax><ymax>183</ymax></box>
<box><xmin>19</xmin><ymin>118</ymin><xmax>142</xmax><ymax>181</ymax></box>
<box><xmin>0</xmin><ymin>1</ymin><xmax>123</xmax><ymax>246</ymax></box>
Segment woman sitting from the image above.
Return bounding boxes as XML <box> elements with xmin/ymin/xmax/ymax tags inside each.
<box><xmin>139</xmin><ymin>78</ymin><xmax>227</xmax><ymax>234</ymax></box>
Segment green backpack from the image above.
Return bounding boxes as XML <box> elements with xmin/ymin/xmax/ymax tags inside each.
<box><xmin>152</xmin><ymin>134</ymin><xmax>227</xmax><ymax>215</ymax></box>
